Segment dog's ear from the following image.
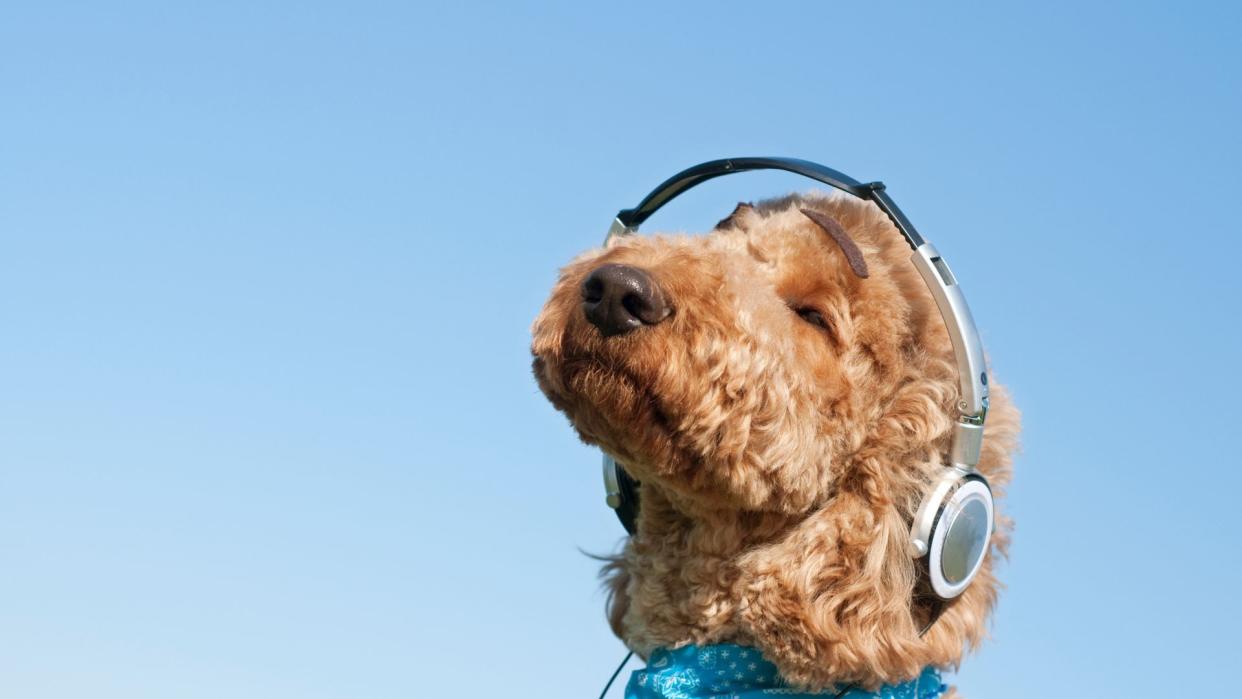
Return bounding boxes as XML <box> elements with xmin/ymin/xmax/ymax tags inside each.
<box><xmin>598</xmin><ymin>552</ymin><xmax>632</xmax><ymax>642</ymax></box>
<box><xmin>800</xmin><ymin>208</ymin><xmax>869</xmax><ymax>279</ymax></box>
<box><xmin>738</xmin><ymin>476</ymin><xmax>929</xmax><ymax>688</ymax></box>
<box><xmin>715</xmin><ymin>202</ymin><xmax>755</xmax><ymax>231</ymax></box>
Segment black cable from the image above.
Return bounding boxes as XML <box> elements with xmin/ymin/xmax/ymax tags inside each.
<box><xmin>598</xmin><ymin>650</ymin><xmax>633</xmax><ymax>699</ymax></box>
<box><xmin>918</xmin><ymin>598</ymin><xmax>946</xmax><ymax>637</ymax></box>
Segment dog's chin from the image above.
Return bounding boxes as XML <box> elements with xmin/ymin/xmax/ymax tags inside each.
<box><xmin>532</xmin><ymin>351</ymin><xmax>697</xmax><ymax>481</ymax></box>
<box><xmin>535</xmin><ymin>349</ymin><xmax>827</xmax><ymax>516</ymax></box>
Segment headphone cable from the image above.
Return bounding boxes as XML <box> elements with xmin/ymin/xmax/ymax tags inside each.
<box><xmin>598</xmin><ymin>650</ymin><xmax>634</xmax><ymax>699</ymax></box>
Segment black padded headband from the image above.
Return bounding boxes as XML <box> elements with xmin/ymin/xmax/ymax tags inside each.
<box><xmin>614</xmin><ymin>157</ymin><xmax>926</xmax><ymax>250</ymax></box>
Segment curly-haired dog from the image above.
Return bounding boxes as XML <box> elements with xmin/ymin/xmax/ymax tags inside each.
<box><xmin>531</xmin><ymin>192</ymin><xmax>1020</xmax><ymax>696</ymax></box>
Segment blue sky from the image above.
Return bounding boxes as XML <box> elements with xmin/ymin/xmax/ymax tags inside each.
<box><xmin>2</xmin><ymin>2</ymin><xmax>1239</xmax><ymax>697</ymax></box>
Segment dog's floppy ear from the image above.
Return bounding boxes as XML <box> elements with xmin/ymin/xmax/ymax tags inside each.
<box><xmin>800</xmin><ymin>208</ymin><xmax>869</xmax><ymax>279</ymax></box>
<box><xmin>597</xmin><ymin>551</ymin><xmax>631</xmax><ymax>642</ymax></box>
<box><xmin>715</xmin><ymin>202</ymin><xmax>754</xmax><ymax>231</ymax></box>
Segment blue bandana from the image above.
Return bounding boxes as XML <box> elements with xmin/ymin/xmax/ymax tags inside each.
<box><xmin>625</xmin><ymin>644</ymin><xmax>946</xmax><ymax>699</ymax></box>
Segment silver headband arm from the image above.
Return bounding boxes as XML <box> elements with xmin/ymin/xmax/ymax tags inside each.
<box><xmin>909</xmin><ymin>242</ymin><xmax>989</xmax><ymax>469</ymax></box>
<box><xmin>605</xmin><ymin>217</ymin><xmax>632</xmax><ymax>242</ymax></box>
<box><xmin>909</xmin><ymin>242</ymin><xmax>988</xmax><ymax>418</ymax></box>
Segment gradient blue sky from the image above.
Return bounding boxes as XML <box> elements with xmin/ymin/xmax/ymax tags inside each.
<box><xmin>2</xmin><ymin>3</ymin><xmax>1239</xmax><ymax>698</ymax></box>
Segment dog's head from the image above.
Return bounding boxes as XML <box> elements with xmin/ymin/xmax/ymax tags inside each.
<box><xmin>531</xmin><ymin>193</ymin><xmax>1019</xmax><ymax>688</ymax></box>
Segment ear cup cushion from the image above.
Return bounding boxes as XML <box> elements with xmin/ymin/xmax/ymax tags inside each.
<box><xmin>614</xmin><ymin>465</ymin><xmax>641</xmax><ymax>535</ymax></box>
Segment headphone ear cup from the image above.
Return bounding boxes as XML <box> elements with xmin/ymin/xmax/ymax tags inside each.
<box><xmin>924</xmin><ymin>476</ymin><xmax>998</xmax><ymax>600</ymax></box>
<box><xmin>602</xmin><ymin>454</ymin><xmax>641</xmax><ymax>535</ymax></box>
<box><xmin>615</xmin><ymin>466</ymin><xmax>641</xmax><ymax>535</ymax></box>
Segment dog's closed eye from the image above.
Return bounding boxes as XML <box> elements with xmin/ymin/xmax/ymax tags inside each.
<box><xmin>794</xmin><ymin>307</ymin><xmax>830</xmax><ymax>330</ymax></box>
<box><xmin>790</xmin><ymin>304</ymin><xmax>842</xmax><ymax>347</ymax></box>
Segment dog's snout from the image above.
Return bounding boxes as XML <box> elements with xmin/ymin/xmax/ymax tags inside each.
<box><xmin>581</xmin><ymin>263</ymin><xmax>670</xmax><ymax>337</ymax></box>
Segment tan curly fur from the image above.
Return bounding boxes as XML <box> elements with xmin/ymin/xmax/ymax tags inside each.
<box><xmin>531</xmin><ymin>192</ymin><xmax>1020</xmax><ymax>693</ymax></box>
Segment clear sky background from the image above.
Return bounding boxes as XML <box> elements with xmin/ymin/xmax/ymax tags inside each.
<box><xmin>2</xmin><ymin>2</ymin><xmax>1239</xmax><ymax>698</ymax></box>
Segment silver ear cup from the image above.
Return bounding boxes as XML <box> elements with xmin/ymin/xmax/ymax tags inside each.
<box><xmin>601</xmin><ymin>454</ymin><xmax>640</xmax><ymax>535</ymax></box>
<box><xmin>939</xmin><ymin>491</ymin><xmax>990</xmax><ymax>585</ymax></box>
<box><xmin>602</xmin><ymin>454</ymin><xmax>623</xmax><ymax>509</ymax></box>
<box><xmin>919</xmin><ymin>475</ymin><xmax>994</xmax><ymax>599</ymax></box>
<box><xmin>909</xmin><ymin>470</ymin><xmax>994</xmax><ymax>598</ymax></box>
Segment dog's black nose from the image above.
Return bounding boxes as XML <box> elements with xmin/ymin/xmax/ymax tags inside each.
<box><xmin>581</xmin><ymin>263</ymin><xmax>670</xmax><ymax>337</ymax></box>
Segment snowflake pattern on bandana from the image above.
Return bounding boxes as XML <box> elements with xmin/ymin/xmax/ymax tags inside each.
<box><xmin>624</xmin><ymin>644</ymin><xmax>946</xmax><ymax>699</ymax></box>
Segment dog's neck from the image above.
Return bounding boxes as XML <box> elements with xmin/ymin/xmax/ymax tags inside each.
<box><xmin>615</xmin><ymin>481</ymin><xmax>951</xmax><ymax>689</ymax></box>
<box><xmin>618</xmin><ymin>486</ymin><xmax>807</xmax><ymax>652</ymax></box>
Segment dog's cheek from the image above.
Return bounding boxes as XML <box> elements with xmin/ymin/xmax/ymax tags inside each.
<box><xmin>530</xmin><ymin>357</ymin><xmax>563</xmax><ymax>406</ymax></box>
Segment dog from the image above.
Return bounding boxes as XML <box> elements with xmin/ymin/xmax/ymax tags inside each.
<box><xmin>531</xmin><ymin>192</ymin><xmax>1020</xmax><ymax>696</ymax></box>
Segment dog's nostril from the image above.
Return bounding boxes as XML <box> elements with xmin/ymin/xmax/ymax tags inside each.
<box><xmin>581</xmin><ymin>263</ymin><xmax>670</xmax><ymax>337</ymax></box>
<box><xmin>582</xmin><ymin>275</ymin><xmax>605</xmax><ymax>304</ymax></box>
<box><xmin>620</xmin><ymin>292</ymin><xmax>648</xmax><ymax>319</ymax></box>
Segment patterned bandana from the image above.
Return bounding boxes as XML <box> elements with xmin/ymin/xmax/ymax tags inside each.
<box><xmin>624</xmin><ymin>644</ymin><xmax>946</xmax><ymax>699</ymax></box>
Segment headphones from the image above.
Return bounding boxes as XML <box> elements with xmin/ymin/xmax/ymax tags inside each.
<box><xmin>597</xmin><ymin>158</ymin><xmax>993</xmax><ymax>600</ymax></box>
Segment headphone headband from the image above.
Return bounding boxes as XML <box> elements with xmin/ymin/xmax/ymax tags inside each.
<box><xmin>606</xmin><ymin>157</ymin><xmax>988</xmax><ymax>450</ymax></box>
<box><xmin>614</xmin><ymin>157</ymin><xmax>925</xmax><ymax>249</ymax></box>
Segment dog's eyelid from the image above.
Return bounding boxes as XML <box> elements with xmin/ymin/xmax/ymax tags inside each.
<box><xmin>792</xmin><ymin>304</ymin><xmax>831</xmax><ymax>330</ymax></box>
